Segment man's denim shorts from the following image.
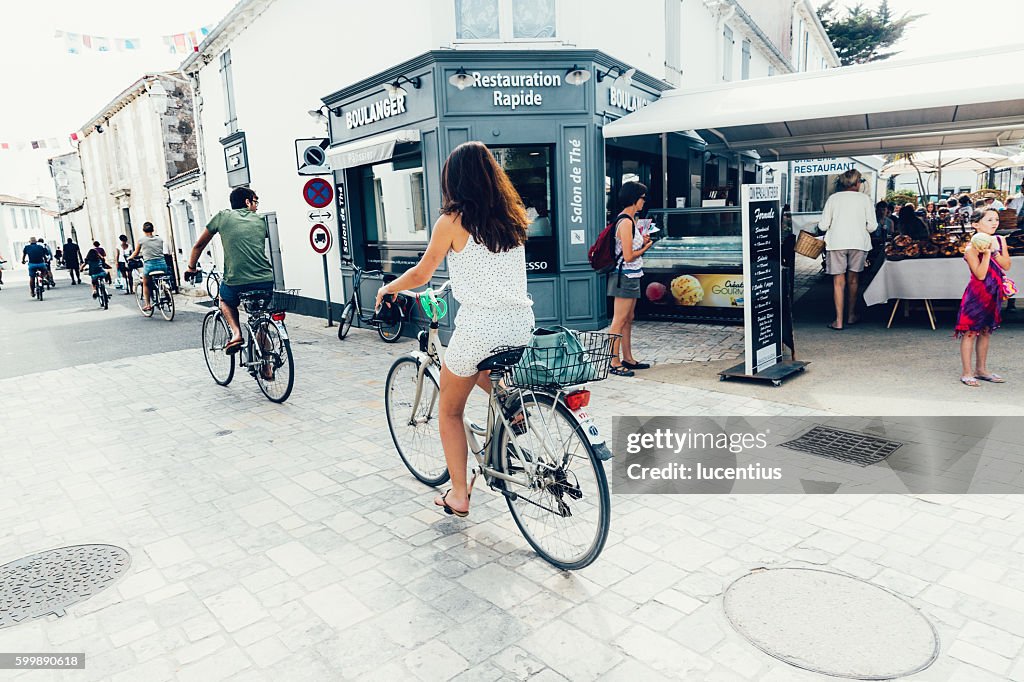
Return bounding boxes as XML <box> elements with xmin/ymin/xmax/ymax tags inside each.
<box><xmin>219</xmin><ymin>280</ymin><xmax>274</xmax><ymax>307</ymax></box>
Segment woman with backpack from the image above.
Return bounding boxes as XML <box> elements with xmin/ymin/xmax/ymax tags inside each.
<box><xmin>607</xmin><ymin>181</ymin><xmax>654</xmax><ymax>376</ymax></box>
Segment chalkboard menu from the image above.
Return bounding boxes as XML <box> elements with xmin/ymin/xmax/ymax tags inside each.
<box><xmin>741</xmin><ymin>184</ymin><xmax>782</xmax><ymax>375</ymax></box>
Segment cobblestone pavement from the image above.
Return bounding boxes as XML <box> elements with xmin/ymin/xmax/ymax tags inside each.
<box><xmin>0</xmin><ymin>306</ymin><xmax>1022</xmax><ymax>681</ymax></box>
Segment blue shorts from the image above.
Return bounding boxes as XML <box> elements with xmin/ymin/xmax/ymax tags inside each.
<box><xmin>90</xmin><ymin>272</ymin><xmax>107</xmax><ymax>282</ymax></box>
<box><xmin>28</xmin><ymin>263</ymin><xmax>48</xmax><ymax>278</ymax></box>
<box><xmin>219</xmin><ymin>280</ymin><xmax>274</xmax><ymax>308</ymax></box>
<box><xmin>143</xmin><ymin>259</ymin><xmax>167</xmax><ymax>276</ymax></box>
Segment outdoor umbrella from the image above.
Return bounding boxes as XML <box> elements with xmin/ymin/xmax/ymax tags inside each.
<box><xmin>880</xmin><ymin>148</ymin><xmax>1019</xmax><ymax>198</ymax></box>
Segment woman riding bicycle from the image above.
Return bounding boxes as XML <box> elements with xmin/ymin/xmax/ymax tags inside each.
<box><xmin>81</xmin><ymin>245</ymin><xmax>110</xmax><ymax>298</ymax></box>
<box><xmin>130</xmin><ymin>222</ymin><xmax>165</xmax><ymax>312</ymax></box>
<box><xmin>375</xmin><ymin>141</ymin><xmax>533</xmax><ymax>517</ymax></box>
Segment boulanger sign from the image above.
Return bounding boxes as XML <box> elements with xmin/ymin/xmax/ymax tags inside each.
<box><xmin>608</xmin><ymin>87</ymin><xmax>649</xmax><ymax>113</ymax></box>
<box><xmin>344</xmin><ymin>94</ymin><xmax>407</xmax><ymax>130</ymax></box>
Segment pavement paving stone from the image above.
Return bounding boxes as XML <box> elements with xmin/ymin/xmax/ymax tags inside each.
<box><xmin>0</xmin><ymin>301</ymin><xmax>1022</xmax><ymax>680</ymax></box>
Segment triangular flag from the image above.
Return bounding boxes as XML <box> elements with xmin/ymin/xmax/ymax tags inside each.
<box><xmin>69</xmin><ymin>133</ymin><xmax>79</xmax><ymax>142</ymax></box>
<box><xmin>31</xmin><ymin>141</ymin><xmax>41</xmax><ymax>149</ymax></box>
<box><xmin>95</xmin><ymin>36</ymin><xmax>110</xmax><ymax>52</ymax></box>
<box><xmin>82</xmin><ymin>34</ymin><xmax>92</xmax><ymax>48</ymax></box>
<box><xmin>173</xmin><ymin>34</ymin><xmax>187</xmax><ymax>53</ymax></box>
<box><xmin>65</xmin><ymin>32</ymin><xmax>81</xmax><ymax>54</ymax></box>
<box><xmin>124</xmin><ymin>38</ymin><xmax>139</xmax><ymax>50</ymax></box>
<box><xmin>0</xmin><ymin>143</ymin><xmax>9</xmax><ymax>150</ymax></box>
<box><xmin>188</xmin><ymin>30</ymin><xmax>200</xmax><ymax>51</ymax></box>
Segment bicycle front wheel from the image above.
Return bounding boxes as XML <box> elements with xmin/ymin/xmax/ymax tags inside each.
<box><xmin>202</xmin><ymin>311</ymin><xmax>235</xmax><ymax>386</ymax></box>
<box><xmin>252</xmin><ymin>319</ymin><xmax>294</xmax><ymax>403</ymax></box>
<box><xmin>206</xmin><ymin>273</ymin><xmax>220</xmax><ymax>300</ymax></box>
<box><xmin>137</xmin><ymin>282</ymin><xmax>153</xmax><ymax>317</ymax></box>
<box><xmin>159</xmin><ymin>282</ymin><xmax>175</xmax><ymax>321</ymax></box>
<box><xmin>494</xmin><ymin>392</ymin><xmax>610</xmax><ymax>570</ymax></box>
<box><xmin>385</xmin><ymin>356</ymin><xmax>448</xmax><ymax>486</ymax></box>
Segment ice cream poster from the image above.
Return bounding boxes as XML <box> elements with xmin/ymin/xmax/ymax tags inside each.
<box><xmin>644</xmin><ymin>274</ymin><xmax>745</xmax><ymax>308</ymax></box>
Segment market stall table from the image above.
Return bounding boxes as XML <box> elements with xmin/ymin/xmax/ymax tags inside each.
<box><xmin>864</xmin><ymin>256</ymin><xmax>1024</xmax><ymax>329</ymax></box>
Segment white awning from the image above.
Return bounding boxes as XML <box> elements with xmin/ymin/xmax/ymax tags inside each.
<box><xmin>603</xmin><ymin>45</ymin><xmax>1024</xmax><ymax>161</ymax></box>
<box><xmin>326</xmin><ymin>128</ymin><xmax>421</xmax><ymax>170</ymax></box>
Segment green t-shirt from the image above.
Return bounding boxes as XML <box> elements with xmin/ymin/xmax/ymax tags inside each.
<box><xmin>206</xmin><ymin>209</ymin><xmax>275</xmax><ymax>286</ymax></box>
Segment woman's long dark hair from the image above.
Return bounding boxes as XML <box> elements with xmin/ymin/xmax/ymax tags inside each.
<box><xmin>441</xmin><ymin>141</ymin><xmax>529</xmax><ymax>252</ymax></box>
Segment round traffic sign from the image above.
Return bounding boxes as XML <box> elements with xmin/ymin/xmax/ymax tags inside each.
<box><xmin>309</xmin><ymin>223</ymin><xmax>333</xmax><ymax>255</ymax></box>
<box><xmin>303</xmin><ymin>178</ymin><xmax>334</xmax><ymax>208</ymax></box>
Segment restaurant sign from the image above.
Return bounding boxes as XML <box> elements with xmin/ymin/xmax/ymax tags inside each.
<box><xmin>792</xmin><ymin>159</ymin><xmax>856</xmax><ymax>175</ymax></box>
<box><xmin>445</xmin><ymin>67</ymin><xmax>586</xmax><ymax>115</ymax></box>
<box><xmin>741</xmin><ymin>184</ymin><xmax>782</xmax><ymax>375</ymax></box>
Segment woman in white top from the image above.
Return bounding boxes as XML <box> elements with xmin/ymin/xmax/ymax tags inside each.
<box><xmin>117</xmin><ymin>234</ymin><xmax>134</xmax><ymax>295</ymax></box>
<box><xmin>818</xmin><ymin>169</ymin><xmax>875</xmax><ymax>330</ymax></box>
<box><xmin>376</xmin><ymin>141</ymin><xmax>533</xmax><ymax>517</ymax></box>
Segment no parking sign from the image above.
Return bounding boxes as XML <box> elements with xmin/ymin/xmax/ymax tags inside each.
<box><xmin>303</xmin><ymin>178</ymin><xmax>333</xmax><ymax>208</ymax></box>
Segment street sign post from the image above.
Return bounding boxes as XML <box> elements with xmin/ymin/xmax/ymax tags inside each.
<box><xmin>309</xmin><ymin>222</ymin><xmax>334</xmax><ymax>326</ymax></box>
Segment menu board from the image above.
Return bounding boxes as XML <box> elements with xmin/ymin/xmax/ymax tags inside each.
<box><xmin>741</xmin><ymin>184</ymin><xmax>782</xmax><ymax>375</ymax></box>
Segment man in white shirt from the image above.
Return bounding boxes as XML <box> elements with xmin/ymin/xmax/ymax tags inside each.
<box><xmin>818</xmin><ymin>169</ymin><xmax>876</xmax><ymax>330</ymax></box>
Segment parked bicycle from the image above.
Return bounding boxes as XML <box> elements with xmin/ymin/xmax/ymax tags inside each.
<box><xmin>133</xmin><ymin>264</ymin><xmax>175</xmax><ymax>321</ymax></box>
<box><xmin>203</xmin><ymin>251</ymin><xmax>221</xmax><ymax>300</ymax></box>
<box><xmin>202</xmin><ymin>288</ymin><xmax>298</xmax><ymax>403</ymax></box>
<box><xmin>384</xmin><ymin>282</ymin><xmax>615</xmax><ymax>570</ymax></box>
<box><xmin>338</xmin><ymin>261</ymin><xmax>409</xmax><ymax>343</ymax></box>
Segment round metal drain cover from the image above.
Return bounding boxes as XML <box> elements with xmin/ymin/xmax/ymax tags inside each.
<box><xmin>724</xmin><ymin>568</ymin><xmax>938</xmax><ymax>680</ymax></box>
<box><xmin>0</xmin><ymin>545</ymin><xmax>131</xmax><ymax>628</ymax></box>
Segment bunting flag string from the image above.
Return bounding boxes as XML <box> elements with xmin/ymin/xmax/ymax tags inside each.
<box><xmin>0</xmin><ymin>135</ymin><xmax>78</xmax><ymax>153</ymax></box>
<box><xmin>54</xmin><ymin>24</ymin><xmax>214</xmax><ymax>55</ymax></box>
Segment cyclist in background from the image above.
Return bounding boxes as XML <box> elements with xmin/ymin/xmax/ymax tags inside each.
<box><xmin>38</xmin><ymin>239</ymin><xmax>55</xmax><ymax>286</ymax></box>
<box><xmin>185</xmin><ymin>187</ymin><xmax>275</xmax><ymax>355</ymax></box>
<box><xmin>374</xmin><ymin>141</ymin><xmax>533</xmax><ymax>517</ymax></box>
<box><xmin>81</xmin><ymin>245</ymin><xmax>110</xmax><ymax>299</ymax></box>
<box><xmin>22</xmin><ymin>237</ymin><xmax>48</xmax><ymax>297</ymax></box>
<box><xmin>129</xmin><ymin>223</ymin><xmax>166</xmax><ymax>312</ymax></box>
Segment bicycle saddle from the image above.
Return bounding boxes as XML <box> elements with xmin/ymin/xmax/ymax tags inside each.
<box><xmin>476</xmin><ymin>347</ymin><xmax>525</xmax><ymax>372</ymax></box>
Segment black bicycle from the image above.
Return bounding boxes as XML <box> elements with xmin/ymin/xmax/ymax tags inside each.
<box><xmin>96</xmin><ymin>273</ymin><xmax>110</xmax><ymax>310</ymax></box>
<box><xmin>338</xmin><ymin>262</ymin><xmax>409</xmax><ymax>343</ymax></box>
<box><xmin>202</xmin><ymin>288</ymin><xmax>298</xmax><ymax>403</ymax></box>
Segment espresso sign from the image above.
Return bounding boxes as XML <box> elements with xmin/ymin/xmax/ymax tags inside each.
<box><xmin>741</xmin><ymin>184</ymin><xmax>782</xmax><ymax>375</ymax></box>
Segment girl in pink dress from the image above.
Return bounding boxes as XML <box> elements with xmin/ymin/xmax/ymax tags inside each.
<box><xmin>955</xmin><ymin>208</ymin><xmax>1012</xmax><ymax>386</ymax></box>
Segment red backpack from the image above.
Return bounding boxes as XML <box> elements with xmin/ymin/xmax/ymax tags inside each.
<box><xmin>588</xmin><ymin>213</ymin><xmax>634</xmax><ymax>274</ymax></box>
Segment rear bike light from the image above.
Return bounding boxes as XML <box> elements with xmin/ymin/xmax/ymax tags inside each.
<box><xmin>565</xmin><ymin>390</ymin><xmax>590</xmax><ymax>412</ymax></box>
<box><xmin>271</xmin><ymin>312</ymin><xmax>286</xmax><ymax>321</ymax></box>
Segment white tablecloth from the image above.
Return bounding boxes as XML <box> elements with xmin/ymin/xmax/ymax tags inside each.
<box><xmin>864</xmin><ymin>256</ymin><xmax>1024</xmax><ymax>306</ymax></box>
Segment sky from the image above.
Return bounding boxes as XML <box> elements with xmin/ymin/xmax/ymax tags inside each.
<box><xmin>1</xmin><ymin>0</ymin><xmax>1021</xmax><ymax>200</ymax></box>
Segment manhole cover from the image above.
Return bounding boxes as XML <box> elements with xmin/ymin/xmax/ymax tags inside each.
<box><xmin>0</xmin><ymin>545</ymin><xmax>131</xmax><ymax>628</ymax></box>
<box><xmin>779</xmin><ymin>426</ymin><xmax>902</xmax><ymax>466</ymax></box>
<box><xmin>724</xmin><ymin>568</ymin><xmax>938</xmax><ymax>680</ymax></box>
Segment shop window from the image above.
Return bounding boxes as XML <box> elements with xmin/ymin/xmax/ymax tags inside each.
<box><xmin>455</xmin><ymin>0</ymin><xmax>556</xmax><ymax>40</ymax></box>
<box><xmin>492</xmin><ymin>145</ymin><xmax>557</xmax><ymax>272</ymax></box>
<box><xmin>358</xmin><ymin>155</ymin><xmax>428</xmax><ymax>245</ymax></box>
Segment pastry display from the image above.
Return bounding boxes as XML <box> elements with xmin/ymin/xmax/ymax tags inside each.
<box><xmin>921</xmin><ymin>242</ymin><xmax>940</xmax><ymax>257</ymax></box>
<box><xmin>903</xmin><ymin>243</ymin><xmax>920</xmax><ymax>257</ymax></box>
<box><xmin>670</xmin><ymin>275</ymin><xmax>704</xmax><ymax>306</ymax></box>
<box><xmin>894</xmin><ymin>235</ymin><xmax>913</xmax><ymax>247</ymax></box>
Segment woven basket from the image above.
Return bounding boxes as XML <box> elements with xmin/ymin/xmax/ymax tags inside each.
<box><xmin>795</xmin><ymin>231</ymin><xmax>826</xmax><ymax>259</ymax></box>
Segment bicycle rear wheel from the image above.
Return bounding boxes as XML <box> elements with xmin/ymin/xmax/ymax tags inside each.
<box><xmin>137</xmin><ymin>281</ymin><xmax>153</xmax><ymax>317</ymax></box>
<box><xmin>252</xmin><ymin>319</ymin><xmax>294</xmax><ymax>403</ymax></box>
<box><xmin>385</xmin><ymin>356</ymin><xmax>449</xmax><ymax>486</ymax></box>
<box><xmin>338</xmin><ymin>301</ymin><xmax>355</xmax><ymax>340</ymax></box>
<box><xmin>36</xmin><ymin>277</ymin><xmax>43</xmax><ymax>301</ymax></box>
<box><xmin>99</xmin><ymin>283</ymin><xmax>109</xmax><ymax>309</ymax></box>
<box><xmin>159</xmin><ymin>281</ymin><xmax>175</xmax><ymax>321</ymax></box>
<box><xmin>494</xmin><ymin>392</ymin><xmax>610</xmax><ymax>570</ymax></box>
<box><xmin>202</xmin><ymin>310</ymin><xmax>235</xmax><ymax>386</ymax></box>
<box><xmin>378</xmin><ymin>318</ymin><xmax>403</xmax><ymax>343</ymax></box>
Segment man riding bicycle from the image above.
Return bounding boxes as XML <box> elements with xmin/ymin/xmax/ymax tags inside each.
<box><xmin>130</xmin><ymin>222</ymin><xmax>167</xmax><ymax>312</ymax></box>
<box><xmin>21</xmin><ymin>237</ymin><xmax>49</xmax><ymax>297</ymax></box>
<box><xmin>185</xmin><ymin>187</ymin><xmax>275</xmax><ymax>355</ymax></box>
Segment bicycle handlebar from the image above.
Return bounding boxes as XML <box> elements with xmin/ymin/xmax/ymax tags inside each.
<box><xmin>395</xmin><ymin>281</ymin><xmax>452</xmax><ymax>322</ymax></box>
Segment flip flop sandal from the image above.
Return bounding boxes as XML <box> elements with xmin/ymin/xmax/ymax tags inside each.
<box><xmin>622</xmin><ymin>360</ymin><xmax>651</xmax><ymax>370</ymax></box>
<box><xmin>827</xmin><ymin>322</ymin><xmax>844</xmax><ymax>330</ymax></box>
<box><xmin>609</xmin><ymin>365</ymin><xmax>635</xmax><ymax>377</ymax></box>
<box><xmin>960</xmin><ymin>376</ymin><xmax>980</xmax><ymax>387</ymax></box>
<box><xmin>438</xmin><ymin>489</ymin><xmax>473</xmax><ymax>516</ymax></box>
<box><xmin>224</xmin><ymin>339</ymin><xmax>244</xmax><ymax>355</ymax></box>
<box><xmin>977</xmin><ymin>373</ymin><xmax>1005</xmax><ymax>383</ymax></box>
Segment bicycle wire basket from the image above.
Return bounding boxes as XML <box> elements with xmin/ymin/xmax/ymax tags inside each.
<box><xmin>242</xmin><ymin>288</ymin><xmax>300</xmax><ymax>314</ymax></box>
<box><xmin>498</xmin><ymin>330</ymin><xmax>619</xmax><ymax>391</ymax></box>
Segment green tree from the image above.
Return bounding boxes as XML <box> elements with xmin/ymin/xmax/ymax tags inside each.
<box><xmin>817</xmin><ymin>0</ymin><xmax>923</xmax><ymax>66</ymax></box>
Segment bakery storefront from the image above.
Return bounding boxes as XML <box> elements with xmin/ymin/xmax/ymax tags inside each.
<box><xmin>322</xmin><ymin>50</ymin><xmax>705</xmax><ymax>336</ymax></box>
